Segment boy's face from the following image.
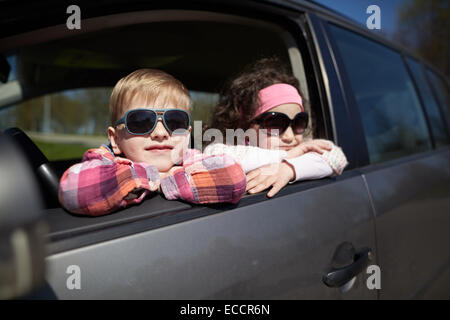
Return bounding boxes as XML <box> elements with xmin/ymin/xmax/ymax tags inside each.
<box><xmin>108</xmin><ymin>96</ymin><xmax>191</xmax><ymax>172</ymax></box>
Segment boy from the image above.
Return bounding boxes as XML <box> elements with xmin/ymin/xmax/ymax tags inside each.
<box><xmin>59</xmin><ymin>69</ymin><xmax>246</xmax><ymax>216</ymax></box>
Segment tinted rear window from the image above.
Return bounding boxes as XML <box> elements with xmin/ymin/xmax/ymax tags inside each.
<box><xmin>406</xmin><ymin>57</ymin><xmax>449</xmax><ymax>147</ymax></box>
<box><xmin>329</xmin><ymin>24</ymin><xmax>432</xmax><ymax>163</ymax></box>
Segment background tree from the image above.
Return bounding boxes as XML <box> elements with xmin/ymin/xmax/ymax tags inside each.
<box><xmin>394</xmin><ymin>0</ymin><xmax>449</xmax><ymax>78</ymax></box>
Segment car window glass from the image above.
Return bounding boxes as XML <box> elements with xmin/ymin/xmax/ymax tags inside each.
<box><xmin>405</xmin><ymin>57</ymin><xmax>449</xmax><ymax>147</ymax></box>
<box><xmin>329</xmin><ymin>24</ymin><xmax>432</xmax><ymax>164</ymax></box>
<box><xmin>426</xmin><ymin>68</ymin><xmax>450</xmax><ymax>124</ymax></box>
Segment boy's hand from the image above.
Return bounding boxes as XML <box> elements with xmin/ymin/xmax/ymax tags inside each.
<box><xmin>114</xmin><ymin>157</ymin><xmax>133</xmax><ymax>165</ymax></box>
<box><xmin>286</xmin><ymin>139</ymin><xmax>332</xmax><ymax>159</ymax></box>
<box><xmin>246</xmin><ymin>162</ymin><xmax>295</xmax><ymax>197</ymax></box>
<box><xmin>157</xmin><ymin>166</ymin><xmax>183</xmax><ymax>192</ymax></box>
<box><xmin>159</xmin><ymin>166</ymin><xmax>183</xmax><ymax>179</ymax></box>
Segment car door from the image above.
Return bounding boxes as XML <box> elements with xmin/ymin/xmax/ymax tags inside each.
<box><xmin>39</xmin><ymin>5</ymin><xmax>378</xmax><ymax>299</ymax></box>
<box><xmin>325</xmin><ymin>20</ymin><xmax>450</xmax><ymax>299</ymax></box>
<box><xmin>44</xmin><ymin>173</ymin><xmax>377</xmax><ymax>299</ymax></box>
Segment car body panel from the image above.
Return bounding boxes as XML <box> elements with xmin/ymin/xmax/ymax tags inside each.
<box><xmin>362</xmin><ymin>149</ymin><xmax>450</xmax><ymax>299</ymax></box>
<box><xmin>46</xmin><ymin>174</ymin><xmax>377</xmax><ymax>299</ymax></box>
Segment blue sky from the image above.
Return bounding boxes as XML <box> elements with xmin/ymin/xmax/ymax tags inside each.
<box><xmin>311</xmin><ymin>0</ymin><xmax>408</xmax><ymax>38</ymax></box>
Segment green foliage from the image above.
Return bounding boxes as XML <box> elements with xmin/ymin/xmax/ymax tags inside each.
<box><xmin>32</xmin><ymin>139</ymin><xmax>87</xmax><ymax>161</ymax></box>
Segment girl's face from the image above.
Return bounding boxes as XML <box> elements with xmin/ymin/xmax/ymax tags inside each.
<box><xmin>250</xmin><ymin>103</ymin><xmax>303</xmax><ymax>151</ymax></box>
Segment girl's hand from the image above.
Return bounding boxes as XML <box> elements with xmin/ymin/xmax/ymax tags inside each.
<box><xmin>286</xmin><ymin>139</ymin><xmax>332</xmax><ymax>159</ymax></box>
<box><xmin>246</xmin><ymin>162</ymin><xmax>295</xmax><ymax>197</ymax></box>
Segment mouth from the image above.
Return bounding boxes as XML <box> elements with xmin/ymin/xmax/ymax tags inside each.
<box><xmin>145</xmin><ymin>145</ymin><xmax>174</xmax><ymax>153</ymax></box>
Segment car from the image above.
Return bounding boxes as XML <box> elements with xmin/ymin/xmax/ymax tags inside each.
<box><xmin>0</xmin><ymin>0</ymin><xmax>449</xmax><ymax>300</ymax></box>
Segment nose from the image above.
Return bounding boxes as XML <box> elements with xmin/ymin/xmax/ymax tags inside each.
<box><xmin>280</xmin><ymin>126</ymin><xmax>295</xmax><ymax>144</ymax></box>
<box><xmin>150</xmin><ymin>119</ymin><xmax>169</xmax><ymax>141</ymax></box>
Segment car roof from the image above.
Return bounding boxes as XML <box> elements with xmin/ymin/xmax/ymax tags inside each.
<box><xmin>0</xmin><ymin>0</ymin><xmax>447</xmax><ymax>81</ymax></box>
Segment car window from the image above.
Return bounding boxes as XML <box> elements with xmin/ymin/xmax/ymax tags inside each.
<box><xmin>426</xmin><ymin>68</ymin><xmax>450</xmax><ymax>124</ymax></box>
<box><xmin>329</xmin><ymin>24</ymin><xmax>432</xmax><ymax>164</ymax></box>
<box><xmin>0</xmin><ymin>19</ymin><xmax>289</xmax><ymax>160</ymax></box>
<box><xmin>405</xmin><ymin>57</ymin><xmax>449</xmax><ymax>147</ymax></box>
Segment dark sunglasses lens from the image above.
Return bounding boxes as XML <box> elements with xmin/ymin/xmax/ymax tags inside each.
<box><xmin>262</xmin><ymin>113</ymin><xmax>290</xmax><ymax>135</ymax></box>
<box><xmin>164</xmin><ymin>110</ymin><xmax>190</xmax><ymax>133</ymax></box>
<box><xmin>293</xmin><ymin>112</ymin><xmax>308</xmax><ymax>134</ymax></box>
<box><xmin>126</xmin><ymin>110</ymin><xmax>156</xmax><ymax>134</ymax></box>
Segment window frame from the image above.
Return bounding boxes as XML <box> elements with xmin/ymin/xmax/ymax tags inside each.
<box><xmin>424</xmin><ymin>67</ymin><xmax>450</xmax><ymax>136</ymax></box>
<box><xmin>403</xmin><ymin>56</ymin><xmax>450</xmax><ymax>148</ymax></box>
<box><xmin>309</xmin><ymin>13</ymin><xmax>369</xmax><ymax>169</ymax></box>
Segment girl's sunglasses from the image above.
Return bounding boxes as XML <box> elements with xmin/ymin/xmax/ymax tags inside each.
<box><xmin>255</xmin><ymin>111</ymin><xmax>309</xmax><ymax>136</ymax></box>
<box><xmin>115</xmin><ymin>108</ymin><xmax>191</xmax><ymax>135</ymax></box>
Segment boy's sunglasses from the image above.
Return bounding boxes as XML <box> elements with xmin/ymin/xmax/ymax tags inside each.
<box><xmin>115</xmin><ymin>108</ymin><xmax>191</xmax><ymax>135</ymax></box>
<box><xmin>255</xmin><ymin>111</ymin><xmax>309</xmax><ymax>136</ymax></box>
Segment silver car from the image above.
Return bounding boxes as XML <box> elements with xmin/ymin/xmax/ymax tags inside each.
<box><xmin>0</xmin><ymin>0</ymin><xmax>449</xmax><ymax>300</ymax></box>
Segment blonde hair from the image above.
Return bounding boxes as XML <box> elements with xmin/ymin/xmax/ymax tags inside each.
<box><xmin>109</xmin><ymin>69</ymin><xmax>191</xmax><ymax>125</ymax></box>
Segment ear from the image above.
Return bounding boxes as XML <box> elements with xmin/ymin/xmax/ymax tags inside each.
<box><xmin>108</xmin><ymin>126</ymin><xmax>122</xmax><ymax>155</ymax></box>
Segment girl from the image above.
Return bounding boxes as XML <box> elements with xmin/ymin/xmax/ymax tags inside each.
<box><xmin>204</xmin><ymin>58</ymin><xmax>348</xmax><ymax>197</ymax></box>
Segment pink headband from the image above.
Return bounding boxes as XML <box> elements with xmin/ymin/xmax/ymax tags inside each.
<box><xmin>252</xmin><ymin>83</ymin><xmax>303</xmax><ymax>119</ymax></box>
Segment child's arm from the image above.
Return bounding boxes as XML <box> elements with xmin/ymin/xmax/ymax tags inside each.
<box><xmin>203</xmin><ymin>143</ymin><xmax>287</xmax><ymax>173</ymax></box>
<box><xmin>246</xmin><ymin>140</ymin><xmax>348</xmax><ymax>197</ymax></box>
<box><xmin>160</xmin><ymin>151</ymin><xmax>246</xmax><ymax>204</ymax></box>
<box><xmin>284</xmin><ymin>142</ymin><xmax>348</xmax><ymax>182</ymax></box>
<box><xmin>58</xmin><ymin>146</ymin><xmax>160</xmax><ymax>216</ymax></box>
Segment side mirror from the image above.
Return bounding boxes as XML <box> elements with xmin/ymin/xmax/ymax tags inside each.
<box><xmin>0</xmin><ymin>55</ymin><xmax>10</xmax><ymax>83</ymax></box>
<box><xmin>0</xmin><ymin>134</ymin><xmax>48</xmax><ymax>299</ymax></box>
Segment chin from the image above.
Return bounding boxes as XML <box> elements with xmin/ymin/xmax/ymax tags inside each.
<box><xmin>144</xmin><ymin>159</ymin><xmax>174</xmax><ymax>172</ymax></box>
<box><xmin>156</xmin><ymin>164</ymin><xmax>175</xmax><ymax>173</ymax></box>
<box><xmin>126</xmin><ymin>155</ymin><xmax>174</xmax><ymax>172</ymax></box>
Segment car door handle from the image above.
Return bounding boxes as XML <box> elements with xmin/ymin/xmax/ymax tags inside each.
<box><xmin>323</xmin><ymin>247</ymin><xmax>372</xmax><ymax>288</ymax></box>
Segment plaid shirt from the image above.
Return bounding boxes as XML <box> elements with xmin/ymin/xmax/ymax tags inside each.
<box><xmin>58</xmin><ymin>145</ymin><xmax>246</xmax><ymax>216</ymax></box>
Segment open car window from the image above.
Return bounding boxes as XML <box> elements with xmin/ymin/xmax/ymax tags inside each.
<box><xmin>0</xmin><ymin>16</ymin><xmax>301</xmax><ymax>161</ymax></box>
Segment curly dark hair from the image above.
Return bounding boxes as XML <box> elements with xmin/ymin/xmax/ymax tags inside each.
<box><xmin>207</xmin><ymin>57</ymin><xmax>307</xmax><ymax>136</ymax></box>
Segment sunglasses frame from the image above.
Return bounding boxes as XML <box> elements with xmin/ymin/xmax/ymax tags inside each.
<box><xmin>115</xmin><ymin>108</ymin><xmax>191</xmax><ymax>136</ymax></box>
<box><xmin>255</xmin><ymin>111</ymin><xmax>309</xmax><ymax>136</ymax></box>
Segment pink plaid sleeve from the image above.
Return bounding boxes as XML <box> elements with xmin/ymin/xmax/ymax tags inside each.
<box><xmin>160</xmin><ymin>150</ymin><xmax>246</xmax><ymax>204</ymax></box>
<box><xmin>58</xmin><ymin>146</ymin><xmax>160</xmax><ymax>216</ymax></box>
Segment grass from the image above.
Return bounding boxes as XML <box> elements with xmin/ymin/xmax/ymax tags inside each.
<box><xmin>33</xmin><ymin>139</ymin><xmax>89</xmax><ymax>161</ymax></box>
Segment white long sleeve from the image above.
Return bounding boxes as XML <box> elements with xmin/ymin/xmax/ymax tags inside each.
<box><xmin>284</xmin><ymin>144</ymin><xmax>348</xmax><ymax>182</ymax></box>
<box><xmin>203</xmin><ymin>143</ymin><xmax>287</xmax><ymax>173</ymax></box>
<box><xmin>284</xmin><ymin>153</ymin><xmax>333</xmax><ymax>182</ymax></box>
